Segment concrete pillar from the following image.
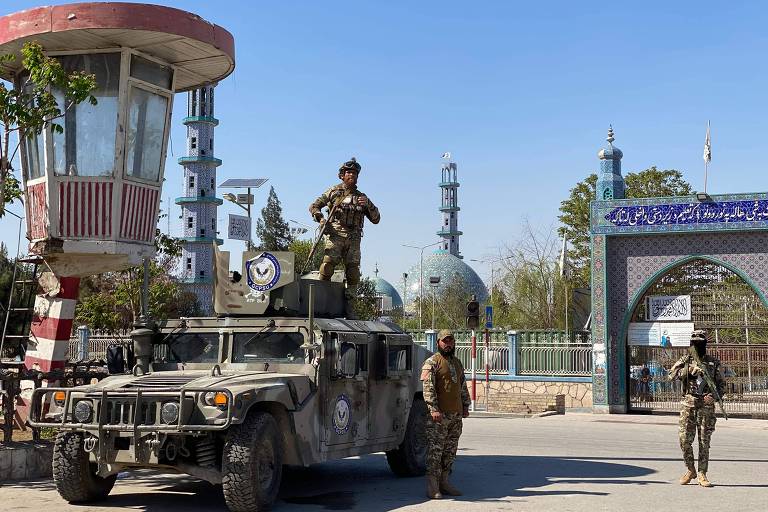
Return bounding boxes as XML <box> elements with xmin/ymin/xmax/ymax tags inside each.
<box><xmin>507</xmin><ymin>330</ymin><xmax>517</xmax><ymax>377</ymax></box>
<box><xmin>425</xmin><ymin>329</ymin><xmax>437</xmax><ymax>353</ymax></box>
<box><xmin>24</xmin><ymin>276</ymin><xmax>80</xmax><ymax>372</ymax></box>
<box><xmin>76</xmin><ymin>325</ymin><xmax>90</xmax><ymax>361</ymax></box>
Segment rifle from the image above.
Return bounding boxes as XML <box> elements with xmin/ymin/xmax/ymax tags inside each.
<box><xmin>688</xmin><ymin>346</ymin><xmax>728</xmax><ymax>420</ymax></box>
<box><xmin>301</xmin><ymin>191</ymin><xmax>351</xmax><ymax>274</ymax></box>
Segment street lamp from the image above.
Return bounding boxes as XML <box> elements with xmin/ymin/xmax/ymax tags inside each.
<box><xmin>288</xmin><ymin>219</ymin><xmax>312</xmax><ymax>239</ymax></box>
<box><xmin>402</xmin><ymin>240</ymin><xmax>442</xmax><ymax>330</ymax></box>
<box><xmin>220</xmin><ymin>178</ymin><xmax>268</xmax><ymax>251</ymax></box>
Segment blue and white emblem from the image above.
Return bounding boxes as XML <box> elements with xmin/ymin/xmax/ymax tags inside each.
<box><xmin>245</xmin><ymin>252</ymin><xmax>281</xmax><ymax>292</ymax></box>
<box><xmin>332</xmin><ymin>394</ymin><xmax>352</xmax><ymax>435</ymax></box>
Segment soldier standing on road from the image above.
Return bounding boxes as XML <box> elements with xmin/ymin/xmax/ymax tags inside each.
<box><xmin>308</xmin><ymin>158</ymin><xmax>380</xmax><ymax>319</ymax></box>
<box><xmin>420</xmin><ymin>329</ymin><xmax>471</xmax><ymax>499</ymax></box>
<box><xmin>668</xmin><ymin>329</ymin><xmax>726</xmax><ymax>487</ymax></box>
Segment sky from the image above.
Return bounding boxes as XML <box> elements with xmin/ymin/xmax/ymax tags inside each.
<box><xmin>3</xmin><ymin>1</ymin><xmax>768</xmax><ymax>290</ymax></box>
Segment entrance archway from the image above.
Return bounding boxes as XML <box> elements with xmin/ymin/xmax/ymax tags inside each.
<box><xmin>622</xmin><ymin>257</ymin><xmax>768</xmax><ymax>416</ymax></box>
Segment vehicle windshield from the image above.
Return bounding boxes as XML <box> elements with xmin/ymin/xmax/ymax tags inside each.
<box><xmin>159</xmin><ymin>332</ymin><xmax>220</xmax><ymax>364</ymax></box>
<box><xmin>232</xmin><ymin>332</ymin><xmax>305</xmax><ymax>363</ymax></box>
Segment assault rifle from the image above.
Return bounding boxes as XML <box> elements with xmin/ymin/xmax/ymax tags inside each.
<box><xmin>689</xmin><ymin>346</ymin><xmax>728</xmax><ymax>420</ymax></box>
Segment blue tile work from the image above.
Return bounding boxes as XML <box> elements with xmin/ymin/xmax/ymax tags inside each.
<box><xmin>438</xmin><ymin>162</ymin><xmax>462</xmax><ymax>257</ymax></box>
<box><xmin>589</xmin><ymin>131</ymin><xmax>768</xmax><ymax>411</ymax></box>
<box><xmin>595</xmin><ymin>127</ymin><xmax>625</xmax><ymax>202</ymax></box>
<box><xmin>177</xmin><ymin>84</ymin><xmax>220</xmax><ymax>315</ymax></box>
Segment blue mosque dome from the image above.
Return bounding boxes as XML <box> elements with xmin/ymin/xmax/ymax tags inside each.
<box><xmin>405</xmin><ymin>250</ymin><xmax>488</xmax><ymax>306</ymax></box>
<box><xmin>371</xmin><ymin>266</ymin><xmax>403</xmax><ymax>309</ymax></box>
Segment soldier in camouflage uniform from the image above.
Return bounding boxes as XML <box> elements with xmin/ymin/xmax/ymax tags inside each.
<box><xmin>668</xmin><ymin>329</ymin><xmax>725</xmax><ymax>487</ymax></box>
<box><xmin>308</xmin><ymin>158</ymin><xmax>380</xmax><ymax>318</ymax></box>
<box><xmin>420</xmin><ymin>329</ymin><xmax>471</xmax><ymax>499</ymax></box>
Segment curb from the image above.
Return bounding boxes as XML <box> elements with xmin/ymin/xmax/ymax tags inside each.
<box><xmin>0</xmin><ymin>441</ymin><xmax>53</xmax><ymax>481</ymax></box>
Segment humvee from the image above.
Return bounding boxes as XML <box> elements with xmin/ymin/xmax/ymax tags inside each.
<box><xmin>30</xmin><ymin>250</ymin><xmax>430</xmax><ymax>511</ymax></box>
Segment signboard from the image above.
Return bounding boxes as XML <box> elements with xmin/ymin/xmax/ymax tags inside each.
<box><xmin>628</xmin><ymin>322</ymin><xmax>695</xmax><ymax>347</ymax></box>
<box><xmin>228</xmin><ymin>214</ymin><xmax>251</xmax><ymax>241</ymax></box>
<box><xmin>645</xmin><ymin>295</ymin><xmax>691</xmax><ymax>321</ymax></box>
<box><xmin>485</xmin><ymin>305</ymin><xmax>493</xmax><ymax>329</ymax></box>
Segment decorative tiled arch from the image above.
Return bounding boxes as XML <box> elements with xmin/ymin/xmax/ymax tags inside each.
<box><xmin>590</xmin><ymin>193</ymin><xmax>768</xmax><ymax>412</ymax></box>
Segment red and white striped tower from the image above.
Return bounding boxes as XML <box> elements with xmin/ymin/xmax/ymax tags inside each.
<box><xmin>24</xmin><ymin>277</ymin><xmax>80</xmax><ymax>372</ymax></box>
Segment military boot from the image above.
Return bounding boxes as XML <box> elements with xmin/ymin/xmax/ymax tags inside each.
<box><xmin>679</xmin><ymin>469</ymin><xmax>696</xmax><ymax>485</ymax></box>
<box><xmin>426</xmin><ymin>475</ymin><xmax>442</xmax><ymax>499</ymax></box>
<box><xmin>697</xmin><ymin>472</ymin><xmax>713</xmax><ymax>487</ymax></box>
<box><xmin>440</xmin><ymin>472</ymin><xmax>462</xmax><ymax>496</ymax></box>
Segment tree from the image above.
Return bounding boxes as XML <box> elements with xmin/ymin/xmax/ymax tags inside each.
<box><xmin>255</xmin><ymin>186</ymin><xmax>292</xmax><ymax>251</ymax></box>
<box><xmin>0</xmin><ymin>42</ymin><xmax>97</xmax><ymax>216</ymax></box>
<box><xmin>353</xmin><ymin>278</ymin><xmax>378</xmax><ymax>321</ymax></box>
<box><xmin>558</xmin><ymin>167</ymin><xmax>692</xmax><ymax>287</ymax></box>
<box><xmin>289</xmin><ymin>238</ymin><xmax>323</xmax><ymax>274</ymax></box>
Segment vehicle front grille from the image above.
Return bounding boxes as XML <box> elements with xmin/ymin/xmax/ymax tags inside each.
<box><xmin>102</xmin><ymin>400</ymin><xmax>158</xmax><ymax>426</ymax></box>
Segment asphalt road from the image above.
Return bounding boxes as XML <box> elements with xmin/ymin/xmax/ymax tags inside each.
<box><xmin>1</xmin><ymin>413</ymin><xmax>766</xmax><ymax>511</ymax></box>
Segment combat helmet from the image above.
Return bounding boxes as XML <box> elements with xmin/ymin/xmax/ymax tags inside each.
<box><xmin>338</xmin><ymin>157</ymin><xmax>361</xmax><ymax>178</ymax></box>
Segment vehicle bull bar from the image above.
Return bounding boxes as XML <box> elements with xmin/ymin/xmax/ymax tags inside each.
<box><xmin>28</xmin><ymin>386</ymin><xmax>234</xmax><ymax>432</ymax></box>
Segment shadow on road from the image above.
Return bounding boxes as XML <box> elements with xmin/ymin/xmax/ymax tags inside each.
<box><xmin>0</xmin><ymin>454</ymin><xmax>659</xmax><ymax>511</ymax></box>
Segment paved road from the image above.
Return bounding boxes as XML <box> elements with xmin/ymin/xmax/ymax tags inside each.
<box><xmin>1</xmin><ymin>413</ymin><xmax>766</xmax><ymax>511</ymax></box>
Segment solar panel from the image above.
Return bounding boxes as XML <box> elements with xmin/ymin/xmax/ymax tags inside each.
<box><xmin>220</xmin><ymin>178</ymin><xmax>269</xmax><ymax>188</ymax></box>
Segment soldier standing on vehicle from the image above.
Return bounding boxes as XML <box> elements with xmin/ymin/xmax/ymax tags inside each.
<box><xmin>668</xmin><ymin>329</ymin><xmax>726</xmax><ymax>487</ymax></box>
<box><xmin>309</xmin><ymin>158</ymin><xmax>380</xmax><ymax>319</ymax></box>
<box><xmin>420</xmin><ymin>329</ymin><xmax>470</xmax><ymax>499</ymax></box>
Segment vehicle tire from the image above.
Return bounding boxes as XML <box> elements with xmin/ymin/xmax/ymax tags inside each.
<box><xmin>386</xmin><ymin>397</ymin><xmax>427</xmax><ymax>477</ymax></box>
<box><xmin>222</xmin><ymin>411</ymin><xmax>283</xmax><ymax>512</ymax></box>
<box><xmin>52</xmin><ymin>431</ymin><xmax>116</xmax><ymax>503</ymax></box>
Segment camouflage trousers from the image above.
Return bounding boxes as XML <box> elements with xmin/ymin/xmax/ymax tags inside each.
<box><xmin>319</xmin><ymin>234</ymin><xmax>361</xmax><ymax>294</ymax></box>
<box><xmin>425</xmin><ymin>412</ymin><xmax>463</xmax><ymax>477</ymax></box>
<box><xmin>679</xmin><ymin>398</ymin><xmax>717</xmax><ymax>473</ymax></box>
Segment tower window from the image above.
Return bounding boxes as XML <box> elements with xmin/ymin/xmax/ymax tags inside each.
<box><xmin>191</xmin><ymin>137</ymin><xmax>197</xmax><ymax>149</ymax></box>
<box><xmin>187</xmin><ymin>217</ymin><xmax>193</xmax><ymax>229</ymax></box>
<box><xmin>211</xmin><ymin>218</ymin><xmax>216</xmax><ymax>230</ymax></box>
<box><xmin>199</xmin><ymin>270</ymin><xmax>205</xmax><ymax>278</ymax></box>
<box><xmin>200</xmin><ymin>88</ymin><xmax>207</xmax><ymax>116</ymax></box>
<box><xmin>188</xmin><ymin>176</ymin><xmax>194</xmax><ymax>189</ymax></box>
<box><xmin>200</xmin><ymin>228</ymin><xmax>206</xmax><ymax>236</ymax></box>
<box><xmin>186</xmin><ymin>257</ymin><xmax>192</xmax><ymax>270</ymax></box>
<box><xmin>209</xmin><ymin>139</ymin><xmax>214</xmax><ymax>151</ymax></box>
<box><xmin>201</xmin><ymin>149</ymin><xmax>206</xmax><ymax>156</ymax></box>
<box><xmin>211</xmin><ymin>177</ymin><xmax>215</xmax><ymax>190</ymax></box>
<box><xmin>201</xmin><ymin>189</ymin><xmax>206</xmax><ymax>197</ymax></box>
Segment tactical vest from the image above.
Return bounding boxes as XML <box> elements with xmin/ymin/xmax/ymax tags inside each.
<box><xmin>330</xmin><ymin>189</ymin><xmax>365</xmax><ymax>233</ymax></box>
<box><xmin>432</xmin><ymin>353</ymin><xmax>463</xmax><ymax>414</ymax></box>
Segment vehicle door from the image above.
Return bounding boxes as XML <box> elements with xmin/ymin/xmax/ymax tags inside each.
<box><xmin>367</xmin><ymin>333</ymin><xmax>412</xmax><ymax>441</ymax></box>
<box><xmin>322</xmin><ymin>331</ymin><xmax>369</xmax><ymax>448</ymax></box>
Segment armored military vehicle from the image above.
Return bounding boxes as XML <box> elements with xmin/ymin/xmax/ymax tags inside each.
<box><xmin>30</xmin><ymin>250</ymin><xmax>430</xmax><ymax>511</ymax></box>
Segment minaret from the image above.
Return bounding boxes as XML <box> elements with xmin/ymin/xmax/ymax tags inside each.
<box><xmin>176</xmin><ymin>84</ymin><xmax>223</xmax><ymax>315</ymax></box>
<box><xmin>437</xmin><ymin>157</ymin><xmax>463</xmax><ymax>258</ymax></box>
<box><xmin>596</xmin><ymin>126</ymin><xmax>625</xmax><ymax>200</ymax></box>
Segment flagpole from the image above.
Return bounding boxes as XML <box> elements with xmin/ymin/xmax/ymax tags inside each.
<box><xmin>703</xmin><ymin>120</ymin><xmax>711</xmax><ymax>194</ymax></box>
<box><xmin>704</xmin><ymin>160</ymin><xmax>708</xmax><ymax>194</ymax></box>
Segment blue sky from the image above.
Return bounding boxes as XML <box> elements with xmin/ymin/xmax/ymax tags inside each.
<box><xmin>3</xmin><ymin>1</ymin><xmax>768</xmax><ymax>288</ymax></box>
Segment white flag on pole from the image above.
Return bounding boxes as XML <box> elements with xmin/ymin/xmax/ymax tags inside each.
<box><xmin>441</xmin><ymin>152</ymin><xmax>451</xmax><ymax>159</ymax></box>
<box><xmin>558</xmin><ymin>237</ymin><xmax>570</xmax><ymax>278</ymax></box>
<box><xmin>703</xmin><ymin>121</ymin><xmax>711</xmax><ymax>164</ymax></box>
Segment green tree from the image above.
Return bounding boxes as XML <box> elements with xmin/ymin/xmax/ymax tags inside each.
<box><xmin>353</xmin><ymin>277</ymin><xmax>378</xmax><ymax>321</ymax></box>
<box><xmin>255</xmin><ymin>186</ymin><xmax>292</xmax><ymax>251</ymax></box>
<box><xmin>0</xmin><ymin>42</ymin><xmax>97</xmax><ymax>215</ymax></box>
<box><xmin>289</xmin><ymin>238</ymin><xmax>323</xmax><ymax>274</ymax></box>
<box><xmin>558</xmin><ymin>167</ymin><xmax>692</xmax><ymax>287</ymax></box>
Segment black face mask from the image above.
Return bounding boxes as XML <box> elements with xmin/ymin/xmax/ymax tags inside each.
<box><xmin>692</xmin><ymin>341</ymin><xmax>706</xmax><ymax>357</ymax></box>
<box><xmin>438</xmin><ymin>346</ymin><xmax>455</xmax><ymax>357</ymax></box>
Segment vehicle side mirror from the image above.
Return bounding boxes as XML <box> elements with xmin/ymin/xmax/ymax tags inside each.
<box><xmin>339</xmin><ymin>342</ymin><xmax>359</xmax><ymax>378</ymax></box>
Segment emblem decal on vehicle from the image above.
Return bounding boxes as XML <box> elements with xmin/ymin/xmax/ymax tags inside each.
<box><xmin>332</xmin><ymin>394</ymin><xmax>352</xmax><ymax>435</ymax></box>
<box><xmin>245</xmin><ymin>252</ymin><xmax>281</xmax><ymax>291</ymax></box>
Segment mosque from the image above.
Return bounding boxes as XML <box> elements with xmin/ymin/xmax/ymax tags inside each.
<box><xmin>372</xmin><ymin>157</ymin><xmax>488</xmax><ymax>313</ymax></box>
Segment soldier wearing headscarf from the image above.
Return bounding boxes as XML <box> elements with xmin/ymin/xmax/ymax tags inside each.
<box><xmin>420</xmin><ymin>329</ymin><xmax>470</xmax><ymax>499</ymax></box>
<box><xmin>668</xmin><ymin>329</ymin><xmax>726</xmax><ymax>487</ymax></box>
<box><xmin>309</xmin><ymin>158</ymin><xmax>380</xmax><ymax>318</ymax></box>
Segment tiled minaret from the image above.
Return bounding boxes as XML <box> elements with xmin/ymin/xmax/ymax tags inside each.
<box><xmin>437</xmin><ymin>158</ymin><xmax>463</xmax><ymax>258</ymax></box>
<box><xmin>176</xmin><ymin>84</ymin><xmax>223</xmax><ymax>314</ymax></box>
<box><xmin>596</xmin><ymin>126</ymin><xmax>625</xmax><ymax>201</ymax></box>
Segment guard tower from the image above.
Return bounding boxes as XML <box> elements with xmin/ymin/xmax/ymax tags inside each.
<box><xmin>438</xmin><ymin>156</ymin><xmax>463</xmax><ymax>258</ymax></box>
<box><xmin>177</xmin><ymin>84</ymin><xmax>224</xmax><ymax>315</ymax></box>
<box><xmin>0</xmin><ymin>3</ymin><xmax>235</xmax><ymax>371</ymax></box>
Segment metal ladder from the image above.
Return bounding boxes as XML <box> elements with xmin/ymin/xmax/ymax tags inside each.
<box><xmin>0</xmin><ymin>255</ymin><xmax>40</xmax><ymax>361</ymax></box>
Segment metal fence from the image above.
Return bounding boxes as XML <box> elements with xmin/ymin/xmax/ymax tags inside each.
<box><xmin>66</xmin><ymin>334</ymin><xmax>129</xmax><ymax>361</ymax></box>
<box><xmin>629</xmin><ymin>344</ymin><xmax>768</xmax><ymax>417</ymax></box>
